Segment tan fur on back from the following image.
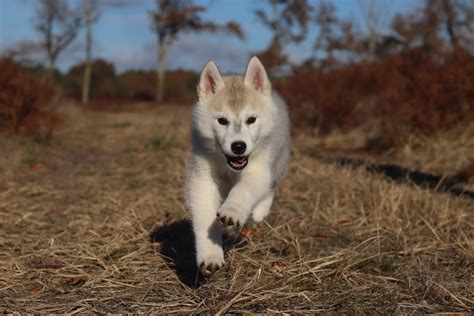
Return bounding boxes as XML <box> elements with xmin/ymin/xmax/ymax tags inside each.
<box><xmin>208</xmin><ymin>76</ymin><xmax>267</xmax><ymax>114</ymax></box>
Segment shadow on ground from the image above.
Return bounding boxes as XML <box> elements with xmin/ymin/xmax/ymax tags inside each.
<box><xmin>365</xmin><ymin>163</ymin><xmax>474</xmax><ymax>198</ymax></box>
<box><xmin>150</xmin><ymin>219</ymin><xmax>245</xmax><ymax>288</ymax></box>
<box><xmin>308</xmin><ymin>151</ymin><xmax>474</xmax><ymax>199</ymax></box>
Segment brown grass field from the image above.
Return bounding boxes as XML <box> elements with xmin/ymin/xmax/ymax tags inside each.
<box><xmin>0</xmin><ymin>102</ymin><xmax>473</xmax><ymax>313</ymax></box>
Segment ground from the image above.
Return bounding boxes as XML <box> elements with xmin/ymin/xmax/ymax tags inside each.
<box><xmin>0</xmin><ymin>102</ymin><xmax>472</xmax><ymax>313</ymax></box>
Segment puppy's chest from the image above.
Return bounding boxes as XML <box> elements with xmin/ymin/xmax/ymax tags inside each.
<box><xmin>214</xmin><ymin>171</ymin><xmax>240</xmax><ymax>197</ymax></box>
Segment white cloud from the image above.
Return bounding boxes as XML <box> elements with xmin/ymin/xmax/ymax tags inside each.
<box><xmin>112</xmin><ymin>44</ymin><xmax>155</xmax><ymax>71</ymax></box>
<box><xmin>111</xmin><ymin>33</ymin><xmax>251</xmax><ymax>73</ymax></box>
<box><xmin>166</xmin><ymin>33</ymin><xmax>250</xmax><ymax>73</ymax></box>
<box><xmin>101</xmin><ymin>0</ymin><xmax>142</xmax><ymax>7</ymax></box>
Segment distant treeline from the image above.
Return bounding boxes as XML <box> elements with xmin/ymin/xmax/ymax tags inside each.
<box><xmin>2</xmin><ymin>44</ymin><xmax>474</xmax><ymax>149</ymax></box>
<box><xmin>28</xmin><ymin>59</ymin><xmax>199</xmax><ymax>103</ymax></box>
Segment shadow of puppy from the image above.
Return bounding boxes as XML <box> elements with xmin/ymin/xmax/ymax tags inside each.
<box><xmin>150</xmin><ymin>219</ymin><xmax>245</xmax><ymax>288</ymax></box>
<box><xmin>309</xmin><ymin>150</ymin><xmax>474</xmax><ymax>199</ymax></box>
<box><xmin>366</xmin><ymin>163</ymin><xmax>474</xmax><ymax>198</ymax></box>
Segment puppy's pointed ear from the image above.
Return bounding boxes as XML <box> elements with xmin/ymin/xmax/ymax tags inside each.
<box><xmin>244</xmin><ymin>56</ymin><xmax>271</xmax><ymax>95</ymax></box>
<box><xmin>198</xmin><ymin>60</ymin><xmax>225</xmax><ymax>100</ymax></box>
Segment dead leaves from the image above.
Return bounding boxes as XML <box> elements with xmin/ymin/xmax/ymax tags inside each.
<box><xmin>64</xmin><ymin>276</ymin><xmax>87</xmax><ymax>287</ymax></box>
<box><xmin>25</xmin><ymin>257</ymin><xmax>65</xmax><ymax>270</ymax></box>
<box><xmin>239</xmin><ymin>228</ymin><xmax>265</xmax><ymax>239</ymax></box>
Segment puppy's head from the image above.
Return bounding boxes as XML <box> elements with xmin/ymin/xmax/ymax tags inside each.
<box><xmin>195</xmin><ymin>57</ymin><xmax>273</xmax><ymax>171</ymax></box>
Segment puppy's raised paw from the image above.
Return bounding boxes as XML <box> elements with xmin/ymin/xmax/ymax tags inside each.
<box><xmin>217</xmin><ymin>207</ymin><xmax>243</xmax><ymax>228</ymax></box>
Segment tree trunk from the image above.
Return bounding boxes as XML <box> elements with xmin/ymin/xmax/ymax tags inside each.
<box><xmin>367</xmin><ymin>0</ymin><xmax>378</xmax><ymax>61</ymax></box>
<box><xmin>156</xmin><ymin>37</ymin><xmax>171</xmax><ymax>103</ymax></box>
<box><xmin>442</xmin><ymin>0</ymin><xmax>458</xmax><ymax>49</ymax></box>
<box><xmin>82</xmin><ymin>0</ymin><xmax>92</xmax><ymax>104</ymax></box>
<box><xmin>46</xmin><ymin>16</ymin><xmax>55</xmax><ymax>82</ymax></box>
<box><xmin>47</xmin><ymin>53</ymin><xmax>56</xmax><ymax>82</ymax></box>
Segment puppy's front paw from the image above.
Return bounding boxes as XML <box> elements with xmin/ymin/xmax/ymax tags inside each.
<box><xmin>197</xmin><ymin>251</ymin><xmax>225</xmax><ymax>276</ymax></box>
<box><xmin>217</xmin><ymin>206</ymin><xmax>244</xmax><ymax>228</ymax></box>
<box><xmin>199</xmin><ymin>261</ymin><xmax>223</xmax><ymax>276</ymax></box>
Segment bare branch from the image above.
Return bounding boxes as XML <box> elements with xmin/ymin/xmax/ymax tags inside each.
<box><xmin>149</xmin><ymin>0</ymin><xmax>244</xmax><ymax>102</ymax></box>
<box><xmin>33</xmin><ymin>0</ymin><xmax>83</xmax><ymax>75</ymax></box>
<box><xmin>256</xmin><ymin>0</ymin><xmax>312</xmax><ymax>43</ymax></box>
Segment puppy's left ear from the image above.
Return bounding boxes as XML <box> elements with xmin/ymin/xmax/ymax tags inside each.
<box><xmin>244</xmin><ymin>56</ymin><xmax>271</xmax><ymax>96</ymax></box>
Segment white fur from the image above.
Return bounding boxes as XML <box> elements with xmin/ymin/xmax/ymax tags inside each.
<box><xmin>185</xmin><ymin>57</ymin><xmax>291</xmax><ymax>275</ymax></box>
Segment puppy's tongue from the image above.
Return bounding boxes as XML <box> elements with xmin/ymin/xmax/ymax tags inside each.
<box><xmin>227</xmin><ymin>155</ymin><xmax>248</xmax><ymax>170</ymax></box>
<box><xmin>235</xmin><ymin>157</ymin><xmax>246</xmax><ymax>163</ymax></box>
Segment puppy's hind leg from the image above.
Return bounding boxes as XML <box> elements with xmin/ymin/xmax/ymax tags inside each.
<box><xmin>251</xmin><ymin>191</ymin><xmax>274</xmax><ymax>222</ymax></box>
<box><xmin>187</xmin><ymin>177</ymin><xmax>224</xmax><ymax>276</ymax></box>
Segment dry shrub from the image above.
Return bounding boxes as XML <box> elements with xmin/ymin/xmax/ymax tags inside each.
<box><xmin>65</xmin><ymin>59</ymin><xmax>118</xmax><ymax>100</ymax></box>
<box><xmin>163</xmin><ymin>70</ymin><xmax>199</xmax><ymax>103</ymax></box>
<box><xmin>117</xmin><ymin>69</ymin><xmax>198</xmax><ymax>103</ymax></box>
<box><xmin>278</xmin><ymin>48</ymin><xmax>474</xmax><ymax>147</ymax></box>
<box><xmin>120</xmin><ymin>70</ymin><xmax>155</xmax><ymax>101</ymax></box>
<box><xmin>83</xmin><ymin>98</ymin><xmax>156</xmax><ymax>112</ymax></box>
<box><xmin>0</xmin><ymin>57</ymin><xmax>57</xmax><ymax>139</ymax></box>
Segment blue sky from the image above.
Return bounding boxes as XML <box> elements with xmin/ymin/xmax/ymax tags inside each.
<box><xmin>0</xmin><ymin>0</ymin><xmax>420</xmax><ymax>73</ymax></box>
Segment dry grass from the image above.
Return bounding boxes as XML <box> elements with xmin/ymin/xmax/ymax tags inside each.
<box><xmin>0</xmin><ymin>102</ymin><xmax>472</xmax><ymax>313</ymax></box>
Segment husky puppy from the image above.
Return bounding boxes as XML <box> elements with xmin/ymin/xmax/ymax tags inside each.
<box><xmin>186</xmin><ymin>56</ymin><xmax>290</xmax><ymax>275</ymax></box>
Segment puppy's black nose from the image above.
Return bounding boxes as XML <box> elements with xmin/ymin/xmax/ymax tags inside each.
<box><xmin>231</xmin><ymin>141</ymin><xmax>246</xmax><ymax>155</ymax></box>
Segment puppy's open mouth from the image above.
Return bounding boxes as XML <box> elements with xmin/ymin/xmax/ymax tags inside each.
<box><xmin>226</xmin><ymin>155</ymin><xmax>249</xmax><ymax>170</ymax></box>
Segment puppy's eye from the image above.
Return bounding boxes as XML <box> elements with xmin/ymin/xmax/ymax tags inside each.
<box><xmin>246</xmin><ymin>116</ymin><xmax>257</xmax><ymax>125</ymax></box>
<box><xmin>217</xmin><ymin>117</ymin><xmax>229</xmax><ymax>125</ymax></box>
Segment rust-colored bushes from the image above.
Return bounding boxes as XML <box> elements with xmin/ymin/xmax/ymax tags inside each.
<box><xmin>0</xmin><ymin>58</ymin><xmax>57</xmax><ymax>138</ymax></box>
<box><xmin>278</xmin><ymin>48</ymin><xmax>474</xmax><ymax>145</ymax></box>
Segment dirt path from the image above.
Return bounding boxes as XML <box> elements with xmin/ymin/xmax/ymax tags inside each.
<box><xmin>0</xmin><ymin>103</ymin><xmax>472</xmax><ymax>313</ymax></box>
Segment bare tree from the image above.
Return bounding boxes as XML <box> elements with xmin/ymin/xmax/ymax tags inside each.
<box><xmin>441</xmin><ymin>0</ymin><xmax>458</xmax><ymax>48</ymax></box>
<box><xmin>439</xmin><ymin>0</ymin><xmax>474</xmax><ymax>51</ymax></box>
<box><xmin>311</xmin><ymin>1</ymin><xmax>366</xmax><ymax>67</ymax></box>
<box><xmin>255</xmin><ymin>0</ymin><xmax>312</xmax><ymax>74</ymax></box>
<box><xmin>82</xmin><ymin>0</ymin><xmax>99</xmax><ymax>104</ymax></box>
<box><xmin>391</xmin><ymin>0</ymin><xmax>474</xmax><ymax>55</ymax></box>
<box><xmin>33</xmin><ymin>0</ymin><xmax>82</xmax><ymax>79</ymax></box>
<box><xmin>313</xmin><ymin>1</ymin><xmax>339</xmax><ymax>62</ymax></box>
<box><xmin>256</xmin><ymin>0</ymin><xmax>311</xmax><ymax>43</ymax></box>
<box><xmin>356</xmin><ymin>0</ymin><xmax>393</xmax><ymax>60</ymax></box>
<box><xmin>3</xmin><ymin>40</ymin><xmax>43</xmax><ymax>65</ymax></box>
<box><xmin>150</xmin><ymin>0</ymin><xmax>243</xmax><ymax>103</ymax></box>
<box><xmin>254</xmin><ymin>37</ymin><xmax>288</xmax><ymax>75</ymax></box>
<box><xmin>460</xmin><ymin>0</ymin><xmax>474</xmax><ymax>52</ymax></box>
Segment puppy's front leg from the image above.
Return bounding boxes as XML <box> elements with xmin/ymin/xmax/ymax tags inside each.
<box><xmin>187</xmin><ymin>174</ymin><xmax>224</xmax><ymax>276</ymax></box>
<box><xmin>218</xmin><ymin>168</ymin><xmax>271</xmax><ymax>228</ymax></box>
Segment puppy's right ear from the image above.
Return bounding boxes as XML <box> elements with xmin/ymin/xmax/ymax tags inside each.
<box><xmin>198</xmin><ymin>60</ymin><xmax>225</xmax><ymax>100</ymax></box>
